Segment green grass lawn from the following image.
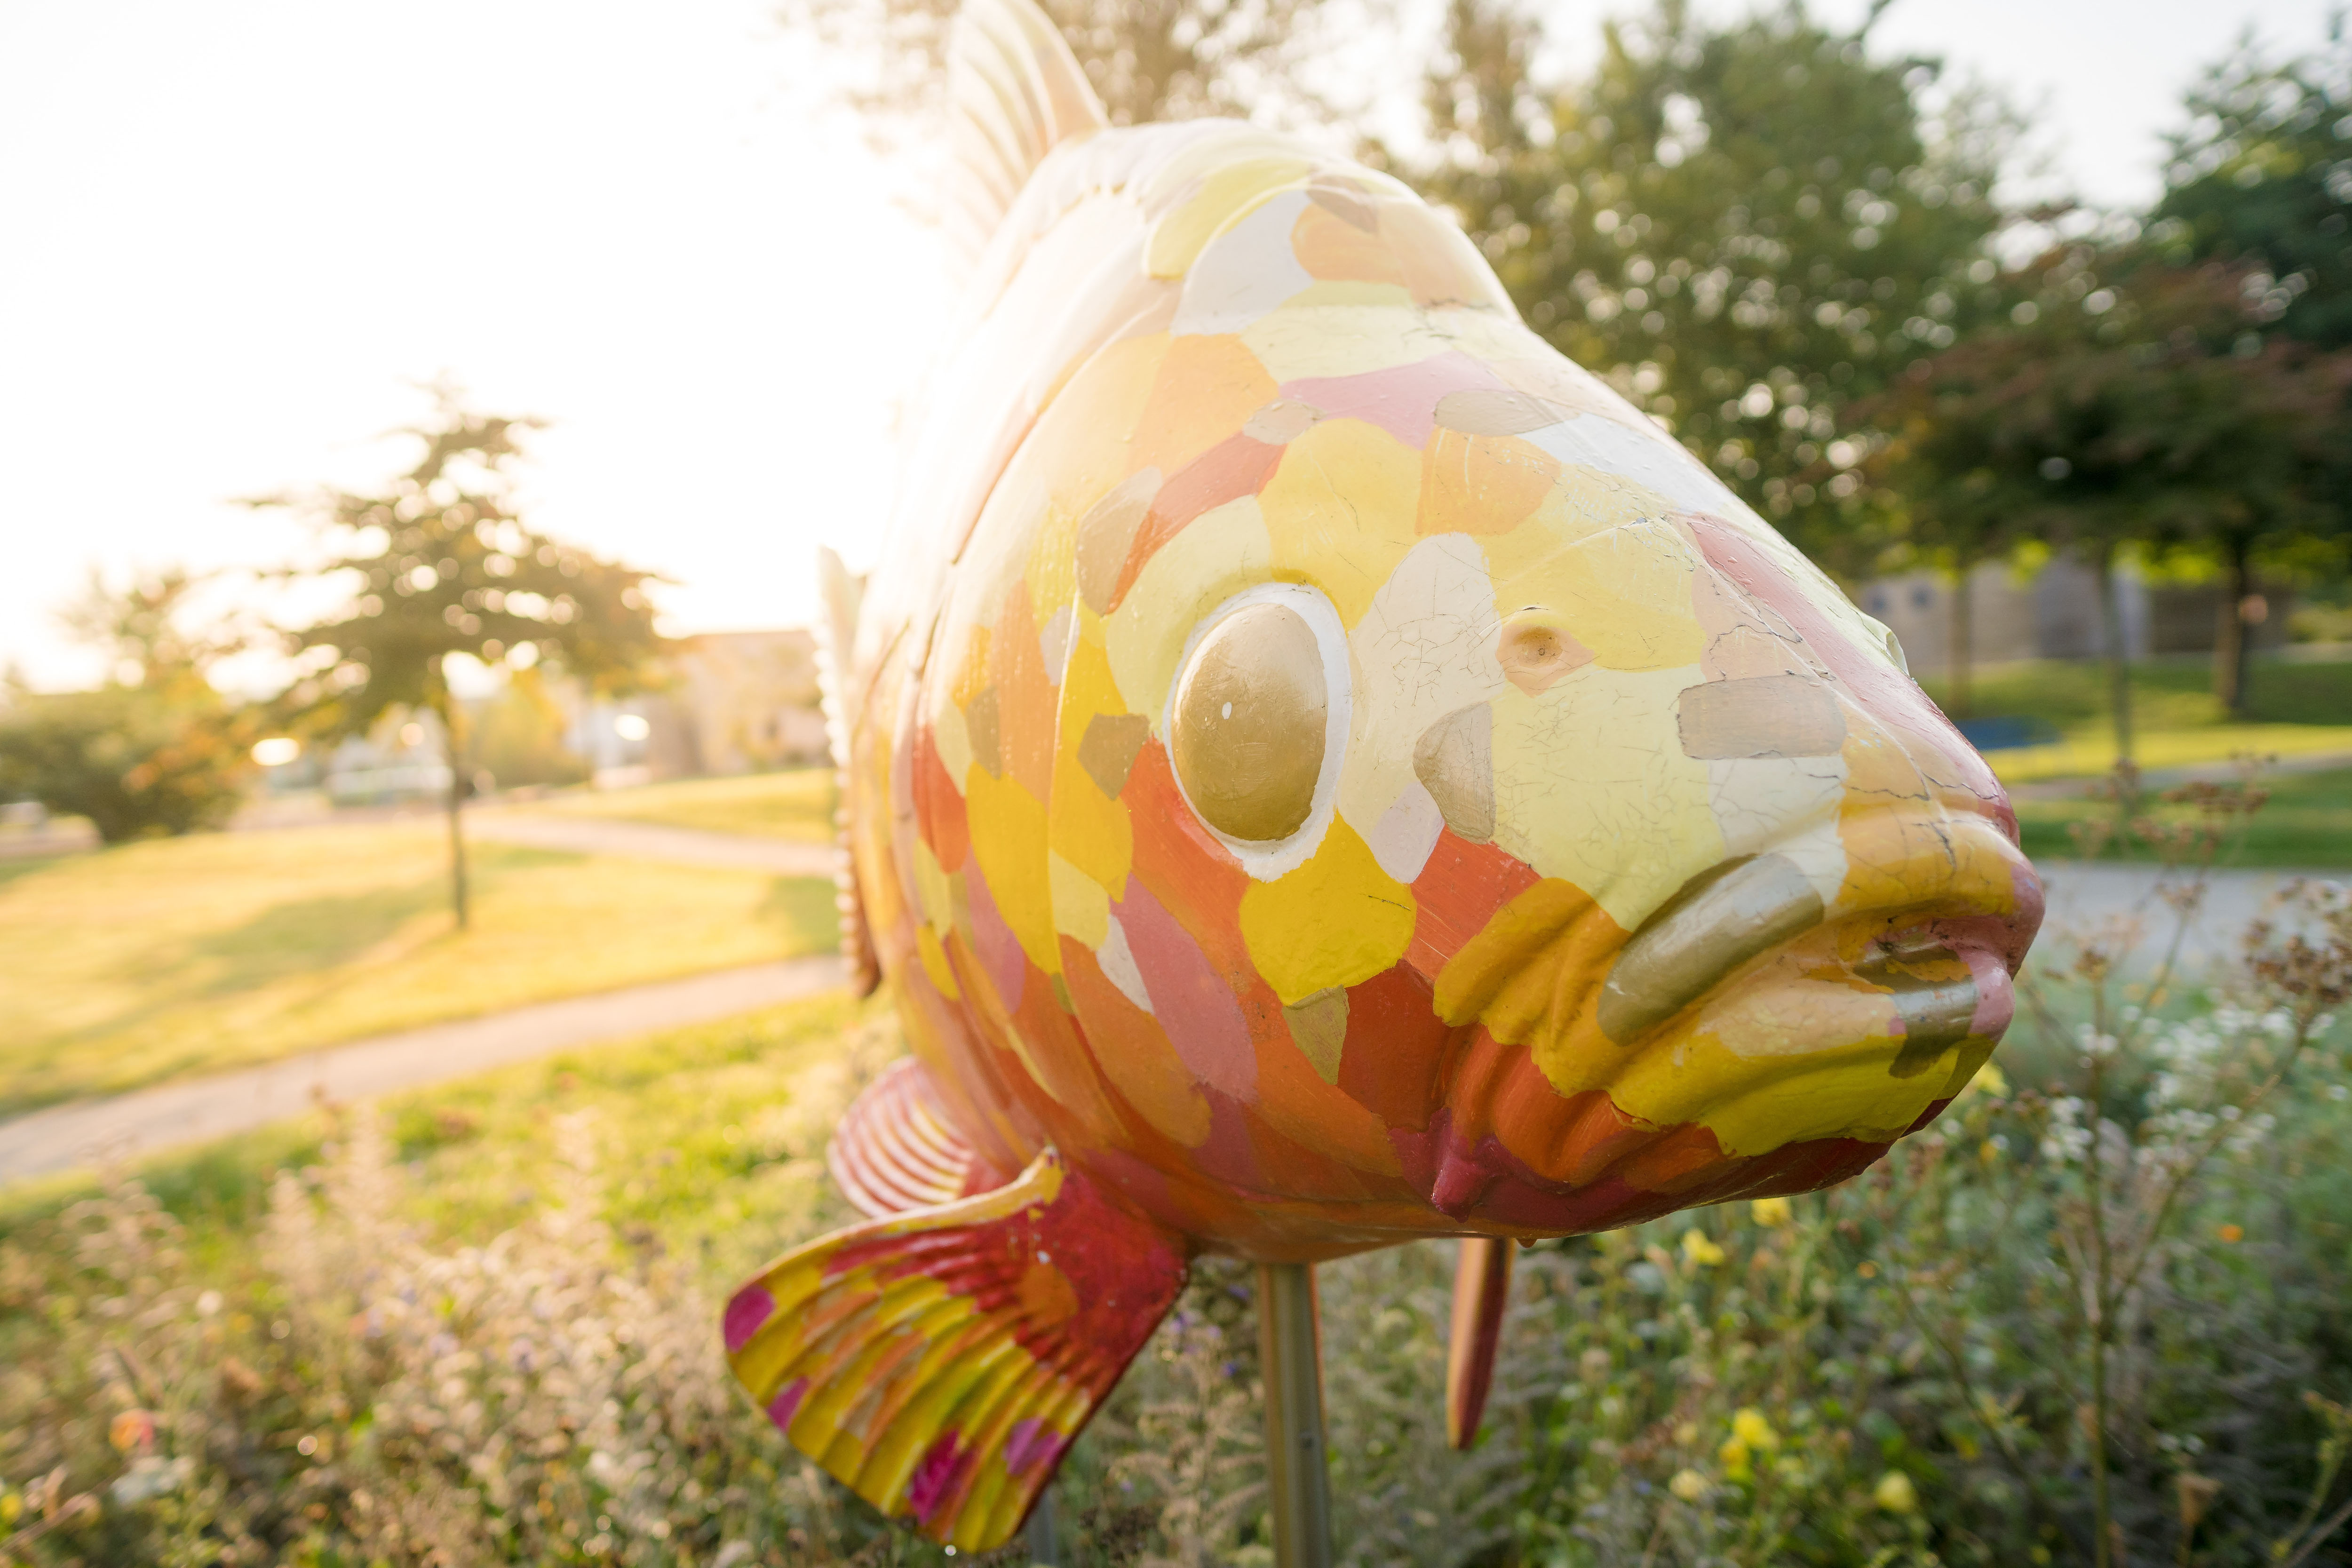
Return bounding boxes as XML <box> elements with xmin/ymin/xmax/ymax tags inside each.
<box><xmin>2014</xmin><ymin>764</ymin><xmax>2352</xmax><ymax>868</ymax></box>
<box><xmin>1919</xmin><ymin>654</ymin><xmax>2352</xmax><ymax>785</ymax></box>
<box><xmin>0</xmin><ymin>989</ymin><xmax>874</xmax><ymax>1257</ymax></box>
<box><xmin>529</xmin><ymin>767</ymin><xmax>837</xmax><ymax>842</ymax></box>
<box><xmin>0</xmin><ymin>822</ymin><xmax>838</xmax><ymax>1118</ymax></box>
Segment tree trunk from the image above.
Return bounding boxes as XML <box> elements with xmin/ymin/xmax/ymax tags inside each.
<box><xmin>436</xmin><ymin>667</ymin><xmax>470</xmax><ymax>931</ymax></box>
<box><xmin>2213</xmin><ymin>535</ymin><xmax>2252</xmax><ymax>719</ymax></box>
<box><xmin>2094</xmin><ymin>546</ymin><xmax>2134</xmax><ymax>767</ymax></box>
<box><xmin>1947</xmin><ymin>565</ymin><xmax>1975</xmax><ymax>719</ymax></box>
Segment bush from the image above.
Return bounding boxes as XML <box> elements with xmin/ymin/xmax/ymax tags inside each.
<box><xmin>0</xmin><ymin>677</ymin><xmax>256</xmax><ymax>843</ymax></box>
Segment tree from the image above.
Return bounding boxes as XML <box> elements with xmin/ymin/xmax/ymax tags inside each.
<box><xmin>0</xmin><ymin>570</ymin><xmax>259</xmax><ymax>843</ymax></box>
<box><xmin>1424</xmin><ymin>0</ymin><xmax>2018</xmax><ymax>573</ymax></box>
<box><xmin>1865</xmin><ymin>245</ymin><xmax>2352</xmax><ymax>754</ymax></box>
<box><xmin>2153</xmin><ymin>23</ymin><xmax>2352</xmax><ymax>701</ymax></box>
<box><xmin>2154</xmin><ymin>24</ymin><xmax>2352</xmax><ymax>350</ymax></box>
<box><xmin>263</xmin><ymin>393</ymin><xmax>665</xmax><ymax>927</ymax></box>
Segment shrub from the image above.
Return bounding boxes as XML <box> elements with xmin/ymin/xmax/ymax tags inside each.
<box><xmin>0</xmin><ymin>677</ymin><xmax>256</xmax><ymax>843</ymax></box>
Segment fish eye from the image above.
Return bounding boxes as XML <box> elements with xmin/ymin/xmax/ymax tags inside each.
<box><xmin>1169</xmin><ymin>590</ymin><xmax>1346</xmax><ymax>851</ymax></box>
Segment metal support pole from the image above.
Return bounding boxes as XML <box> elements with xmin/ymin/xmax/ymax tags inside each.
<box><xmin>1257</xmin><ymin>1261</ymin><xmax>1334</xmax><ymax>1568</ymax></box>
<box><xmin>1025</xmin><ymin>1487</ymin><xmax>1059</xmax><ymax>1566</ymax></box>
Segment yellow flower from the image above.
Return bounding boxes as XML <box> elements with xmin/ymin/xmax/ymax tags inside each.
<box><xmin>1874</xmin><ymin>1471</ymin><xmax>1919</xmax><ymax>1513</ymax></box>
<box><xmin>2217</xmin><ymin>1223</ymin><xmax>2244</xmax><ymax>1244</ymax></box>
<box><xmin>1681</xmin><ymin>1228</ymin><xmax>1727</xmax><ymax>1266</ymax></box>
<box><xmin>1731</xmin><ymin>1407</ymin><xmax>1779</xmax><ymax>1451</ymax></box>
<box><xmin>1749</xmin><ymin>1196</ymin><xmax>1793</xmax><ymax>1227</ymax></box>
<box><xmin>1717</xmin><ymin>1437</ymin><xmax>1752</xmax><ymax>1481</ymax></box>
<box><xmin>1960</xmin><ymin>1062</ymin><xmax>2008</xmax><ymax>1099</ymax></box>
<box><xmin>0</xmin><ymin>1491</ymin><xmax>20</xmax><ymax>1528</ymax></box>
<box><xmin>1669</xmin><ymin>1468</ymin><xmax>1709</xmax><ymax>1502</ymax></box>
<box><xmin>1673</xmin><ymin>1421</ymin><xmax>1700</xmax><ymax>1446</ymax></box>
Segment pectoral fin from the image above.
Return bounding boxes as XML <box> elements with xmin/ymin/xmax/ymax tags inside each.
<box><xmin>724</xmin><ymin>1148</ymin><xmax>1186</xmax><ymax>1551</ymax></box>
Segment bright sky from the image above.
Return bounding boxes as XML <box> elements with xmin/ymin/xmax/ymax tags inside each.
<box><xmin>0</xmin><ymin>0</ymin><xmax>2334</xmax><ymax>689</ymax></box>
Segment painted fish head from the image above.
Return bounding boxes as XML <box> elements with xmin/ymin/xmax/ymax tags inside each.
<box><xmin>918</xmin><ymin>130</ymin><xmax>2041</xmax><ymax>1249</ymax></box>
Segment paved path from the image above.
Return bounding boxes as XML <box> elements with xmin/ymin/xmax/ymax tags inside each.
<box><xmin>2034</xmin><ymin>862</ymin><xmax>2340</xmax><ymax>971</ymax></box>
<box><xmin>0</xmin><ymin>955</ymin><xmax>846</xmax><ymax>1186</ymax></box>
<box><xmin>466</xmin><ymin>812</ymin><xmax>837</xmax><ymax>876</ymax></box>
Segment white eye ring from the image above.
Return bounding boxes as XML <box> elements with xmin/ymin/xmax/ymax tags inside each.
<box><xmin>1163</xmin><ymin>583</ymin><xmax>1352</xmax><ymax>883</ymax></box>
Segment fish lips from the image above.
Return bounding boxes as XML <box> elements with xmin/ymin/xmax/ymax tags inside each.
<box><xmin>1594</xmin><ymin>827</ymin><xmax>2042</xmax><ymax>1062</ymax></box>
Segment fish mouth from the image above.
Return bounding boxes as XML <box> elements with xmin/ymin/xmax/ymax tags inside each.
<box><xmin>1597</xmin><ymin>818</ymin><xmax>2041</xmax><ymax>1064</ymax></box>
<box><xmin>1405</xmin><ymin>810</ymin><xmax>2042</xmax><ymax>1229</ymax></box>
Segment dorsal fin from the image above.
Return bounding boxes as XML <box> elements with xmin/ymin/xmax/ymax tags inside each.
<box><xmin>815</xmin><ymin>547</ymin><xmax>880</xmax><ymax>997</ymax></box>
<box><xmin>944</xmin><ymin>0</ymin><xmax>1109</xmax><ymax>272</ymax></box>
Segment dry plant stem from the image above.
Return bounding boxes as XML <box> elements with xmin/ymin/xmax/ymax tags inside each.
<box><xmin>2278</xmin><ymin>1493</ymin><xmax>2352</xmax><ymax>1568</ymax></box>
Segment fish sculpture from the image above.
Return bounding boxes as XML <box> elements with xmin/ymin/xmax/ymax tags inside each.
<box><xmin>723</xmin><ymin>0</ymin><xmax>2044</xmax><ymax>1547</ymax></box>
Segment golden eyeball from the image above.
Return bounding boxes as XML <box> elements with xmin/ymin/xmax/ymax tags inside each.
<box><xmin>1170</xmin><ymin>602</ymin><xmax>1327</xmax><ymax>843</ymax></box>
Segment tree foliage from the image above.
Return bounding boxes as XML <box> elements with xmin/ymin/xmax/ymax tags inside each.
<box><xmin>1862</xmin><ymin>246</ymin><xmax>2352</xmax><ymax>728</ymax></box>
<box><xmin>1425</xmin><ymin>0</ymin><xmax>2017</xmax><ymax>570</ymax></box>
<box><xmin>267</xmin><ymin>398</ymin><xmax>663</xmax><ymax>736</ymax></box>
<box><xmin>263</xmin><ymin>392</ymin><xmax>664</xmax><ymax>923</ymax></box>
<box><xmin>0</xmin><ymin>571</ymin><xmax>258</xmax><ymax>844</ymax></box>
<box><xmin>2154</xmin><ymin>24</ymin><xmax>2352</xmax><ymax>349</ymax></box>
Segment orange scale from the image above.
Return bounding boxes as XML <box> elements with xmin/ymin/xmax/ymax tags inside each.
<box><xmin>1108</xmin><ymin>433</ymin><xmax>1286</xmax><ymax>609</ymax></box>
<box><xmin>1613</xmin><ymin>1121</ymin><xmax>1734</xmax><ymax>1195</ymax></box>
<box><xmin>1332</xmin><ymin>964</ymin><xmax>1460</xmax><ymax>1134</ymax></box>
<box><xmin>911</xmin><ymin>723</ymin><xmax>971</xmax><ymax>873</ymax></box>
<box><xmin>1417</xmin><ymin>427</ymin><xmax>1560</xmax><ymax>536</ymax></box>
<box><xmin>1009</xmin><ymin>955</ymin><xmax>1133</xmax><ymax>1155</ymax></box>
<box><xmin>1237</xmin><ymin>1099</ymin><xmax>1385</xmax><ymax>1204</ymax></box>
<box><xmin>1246</xmin><ymin>994</ymin><xmax>1406</xmax><ymax>1178</ymax></box>
<box><xmin>1406</xmin><ymin>831</ymin><xmax>1542</xmax><ymax>979</ymax></box>
<box><xmin>989</xmin><ymin>587</ymin><xmax>1058</xmax><ymax>802</ymax></box>
<box><xmin>1128</xmin><ymin>334</ymin><xmax>1279</xmax><ymax>479</ymax></box>
<box><xmin>1121</xmin><ymin>743</ymin><xmax>1250</xmax><ymax>956</ymax></box>
<box><xmin>1057</xmin><ymin>933</ymin><xmax>1214</xmax><ymax>1153</ymax></box>
<box><xmin>1290</xmin><ymin>199</ymin><xmax>1406</xmax><ymax>284</ymax></box>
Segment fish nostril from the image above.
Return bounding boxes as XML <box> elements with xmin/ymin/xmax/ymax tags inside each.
<box><xmin>1497</xmin><ymin>614</ymin><xmax>1589</xmax><ymax>695</ymax></box>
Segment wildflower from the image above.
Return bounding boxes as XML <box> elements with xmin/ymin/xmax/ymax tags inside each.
<box><xmin>1874</xmin><ymin>1470</ymin><xmax>1918</xmax><ymax>1513</ymax></box>
<box><xmin>1731</xmin><ymin>1408</ymin><xmax>1779</xmax><ymax>1451</ymax></box>
<box><xmin>1979</xmin><ymin>1137</ymin><xmax>2004</xmax><ymax>1167</ymax></box>
<box><xmin>1749</xmin><ymin>1196</ymin><xmax>1792</xmax><ymax>1227</ymax></box>
<box><xmin>1717</xmin><ymin>1436</ymin><xmax>1752</xmax><ymax>1482</ymax></box>
<box><xmin>1673</xmin><ymin>1421</ymin><xmax>1700</xmax><ymax>1445</ymax></box>
<box><xmin>1669</xmin><ymin>1468</ymin><xmax>1709</xmax><ymax>1501</ymax></box>
<box><xmin>1959</xmin><ymin>1062</ymin><xmax>2008</xmax><ymax>1099</ymax></box>
<box><xmin>1680</xmin><ymin>1228</ymin><xmax>1726</xmax><ymax>1266</ymax></box>
<box><xmin>109</xmin><ymin>1409</ymin><xmax>155</xmax><ymax>1454</ymax></box>
<box><xmin>2217</xmin><ymin>1223</ymin><xmax>2244</xmax><ymax>1244</ymax></box>
<box><xmin>0</xmin><ymin>1491</ymin><xmax>19</xmax><ymax>1528</ymax></box>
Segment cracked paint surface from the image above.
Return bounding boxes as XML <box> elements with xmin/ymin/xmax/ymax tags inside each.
<box><xmin>834</xmin><ymin>85</ymin><xmax>2043</xmax><ymax>1265</ymax></box>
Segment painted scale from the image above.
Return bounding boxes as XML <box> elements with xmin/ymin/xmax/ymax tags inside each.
<box><xmin>723</xmin><ymin>0</ymin><xmax>2045</xmax><ymax>1547</ymax></box>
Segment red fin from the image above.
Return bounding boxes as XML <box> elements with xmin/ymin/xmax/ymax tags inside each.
<box><xmin>828</xmin><ymin>1058</ymin><xmax>979</xmax><ymax>1217</ymax></box>
<box><xmin>723</xmin><ymin>1149</ymin><xmax>1187</xmax><ymax>1552</ymax></box>
<box><xmin>1446</xmin><ymin>1236</ymin><xmax>1513</xmax><ymax>1449</ymax></box>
